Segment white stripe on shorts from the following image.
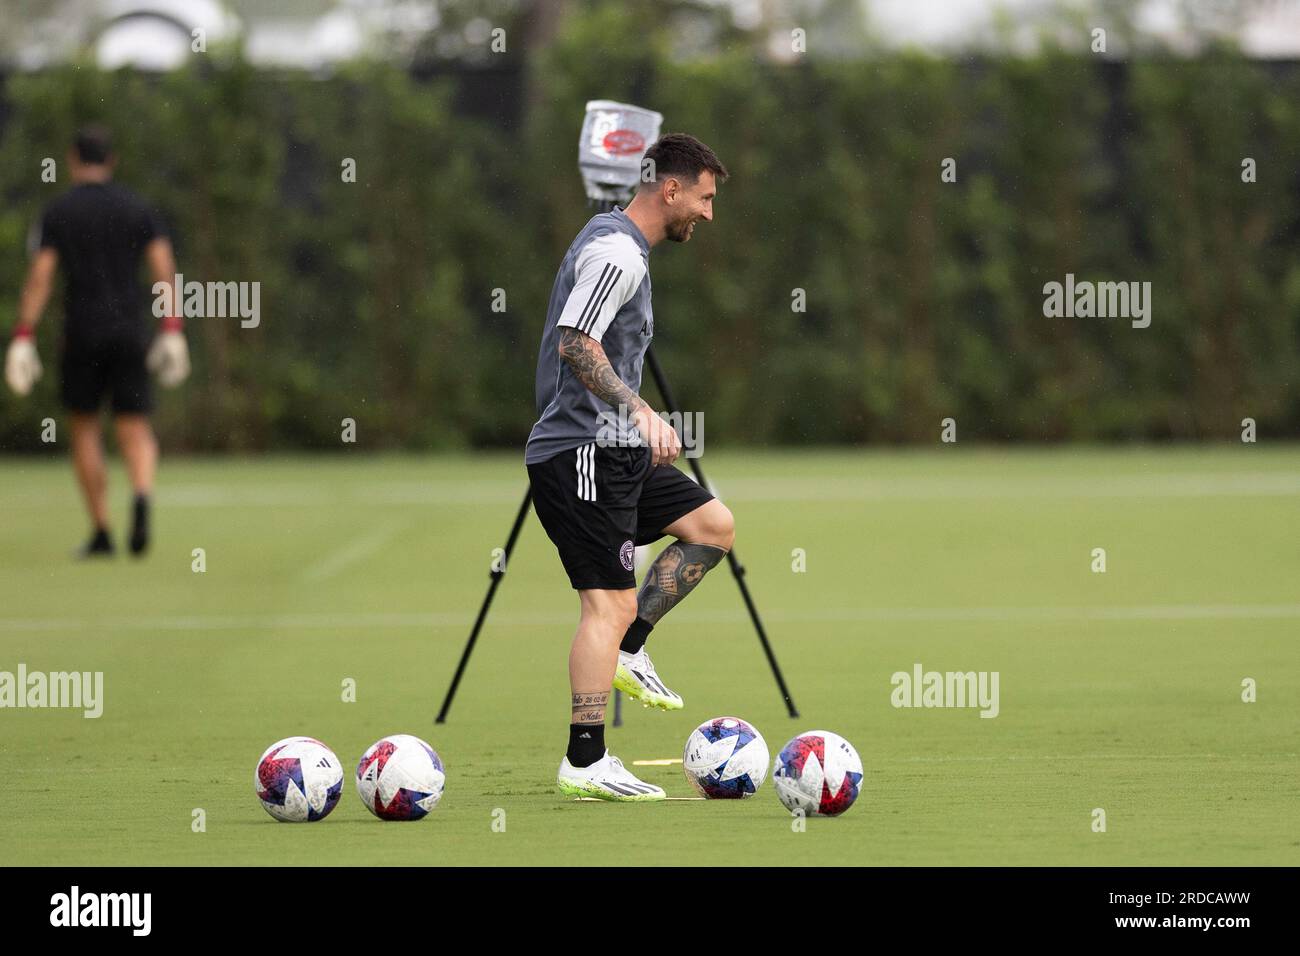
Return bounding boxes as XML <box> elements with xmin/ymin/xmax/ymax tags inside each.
<box><xmin>576</xmin><ymin>443</ymin><xmax>596</xmax><ymax>501</ymax></box>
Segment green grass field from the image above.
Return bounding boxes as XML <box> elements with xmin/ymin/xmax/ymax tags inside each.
<box><xmin>1</xmin><ymin>446</ymin><xmax>1297</xmax><ymax>866</ymax></box>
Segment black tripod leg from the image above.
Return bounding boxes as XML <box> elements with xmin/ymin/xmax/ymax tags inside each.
<box><xmin>436</xmin><ymin>487</ymin><xmax>533</xmax><ymax>723</ymax></box>
<box><xmin>643</xmin><ymin>346</ymin><xmax>799</xmax><ymax>718</ymax></box>
<box><xmin>722</xmin><ymin>549</ymin><xmax>799</xmax><ymax>717</ymax></box>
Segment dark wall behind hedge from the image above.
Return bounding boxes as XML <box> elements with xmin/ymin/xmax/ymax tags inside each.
<box><xmin>1</xmin><ymin>13</ymin><xmax>1297</xmax><ymax>451</ymax></box>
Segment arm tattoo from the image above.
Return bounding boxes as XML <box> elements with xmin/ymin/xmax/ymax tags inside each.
<box><xmin>636</xmin><ymin>542</ymin><xmax>727</xmax><ymax>626</ymax></box>
<box><xmin>558</xmin><ymin>327</ymin><xmax>646</xmax><ymax>413</ymax></box>
<box><xmin>572</xmin><ymin>691</ymin><xmax>609</xmax><ymax>725</ymax></box>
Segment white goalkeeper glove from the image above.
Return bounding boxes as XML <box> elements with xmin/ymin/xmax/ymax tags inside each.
<box><xmin>5</xmin><ymin>327</ymin><xmax>42</xmax><ymax>396</ymax></box>
<box><xmin>147</xmin><ymin>319</ymin><xmax>190</xmax><ymax>388</ymax></box>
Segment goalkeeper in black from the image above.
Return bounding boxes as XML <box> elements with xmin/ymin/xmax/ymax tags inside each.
<box><xmin>6</xmin><ymin>126</ymin><xmax>189</xmax><ymax>557</ymax></box>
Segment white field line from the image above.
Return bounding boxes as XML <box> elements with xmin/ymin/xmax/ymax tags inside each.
<box><xmin>156</xmin><ymin>471</ymin><xmax>1300</xmax><ymax>504</ymax></box>
<box><xmin>889</xmin><ymin>752</ymin><xmax>1299</xmax><ymax>763</ymax></box>
<box><xmin>298</xmin><ymin>521</ymin><xmax>401</xmax><ymax>582</ymax></box>
<box><xmin>1</xmin><ymin>603</ymin><xmax>1299</xmax><ymax>634</ymax></box>
<box><xmin>6</xmin><ymin>471</ymin><xmax>1299</xmax><ymax>509</ymax></box>
<box><xmin>575</xmin><ymin>796</ymin><xmax>705</xmax><ymax>801</ymax></box>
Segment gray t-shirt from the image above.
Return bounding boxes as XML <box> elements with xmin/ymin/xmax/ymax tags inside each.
<box><xmin>526</xmin><ymin>206</ymin><xmax>653</xmax><ymax>465</ymax></box>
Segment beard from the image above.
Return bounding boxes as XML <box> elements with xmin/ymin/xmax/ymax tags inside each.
<box><xmin>666</xmin><ymin>214</ymin><xmax>696</xmax><ymax>243</ymax></box>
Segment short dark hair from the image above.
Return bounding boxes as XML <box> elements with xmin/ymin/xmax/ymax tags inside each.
<box><xmin>73</xmin><ymin>125</ymin><xmax>113</xmax><ymax>165</ymax></box>
<box><xmin>641</xmin><ymin>133</ymin><xmax>727</xmax><ymax>187</ymax></box>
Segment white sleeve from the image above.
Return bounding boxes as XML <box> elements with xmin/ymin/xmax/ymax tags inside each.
<box><xmin>555</xmin><ymin>232</ymin><xmax>646</xmax><ymax>343</ymax></box>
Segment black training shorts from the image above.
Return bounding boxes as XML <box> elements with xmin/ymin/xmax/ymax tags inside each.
<box><xmin>527</xmin><ymin>442</ymin><xmax>716</xmax><ymax>590</ymax></box>
<box><xmin>60</xmin><ymin>333</ymin><xmax>153</xmax><ymax>415</ymax></box>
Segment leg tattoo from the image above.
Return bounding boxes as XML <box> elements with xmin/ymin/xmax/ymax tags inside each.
<box><xmin>572</xmin><ymin>691</ymin><xmax>609</xmax><ymax>725</ymax></box>
<box><xmin>637</xmin><ymin>542</ymin><xmax>727</xmax><ymax>626</ymax></box>
<box><xmin>568</xmin><ymin>691</ymin><xmax>609</xmax><ymax>767</ymax></box>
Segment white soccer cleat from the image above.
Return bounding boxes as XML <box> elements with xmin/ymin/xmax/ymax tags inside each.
<box><xmin>614</xmin><ymin>647</ymin><xmax>684</xmax><ymax>710</ymax></box>
<box><xmin>557</xmin><ymin>751</ymin><xmax>666</xmax><ymax>801</ymax></box>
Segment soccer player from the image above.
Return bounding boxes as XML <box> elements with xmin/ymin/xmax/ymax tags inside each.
<box><xmin>527</xmin><ymin>133</ymin><xmax>735</xmax><ymax>801</ymax></box>
<box><xmin>5</xmin><ymin>126</ymin><xmax>189</xmax><ymax>557</ymax></box>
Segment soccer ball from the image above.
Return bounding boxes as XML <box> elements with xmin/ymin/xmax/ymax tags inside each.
<box><xmin>772</xmin><ymin>730</ymin><xmax>863</xmax><ymax>817</ymax></box>
<box><xmin>254</xmin><ymin>736</ymin><xmax>344</xmax><ymax>823</ymax></box>
<box><xmin>682</xmin><ymin>716</ymin><xmax>769</xmax><ymax>798</ymax></box>
<box><xmin>356</xmin><ymin>734</ymin><xmax>446</xmax><ymax>820</ymax></box>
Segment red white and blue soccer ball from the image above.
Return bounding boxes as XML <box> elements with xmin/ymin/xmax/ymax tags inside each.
<box><xmin>683</xmin><ymin>716</ymin><xmax>770</xmax><ymax>798</ymax></box>
<box><xmin>356</xmin><ymin>734</ymin><xmax>446</xmax><ymax>821</ymax></box>
<box><xmin>772</xmin><ymin>730</ymin><xmax>863</xmax><ymax>817</ymax></box>
<box><xmin>255</xmin><ymin>736</ymin><xmax>344</xmax><ymax>822</ymax></box>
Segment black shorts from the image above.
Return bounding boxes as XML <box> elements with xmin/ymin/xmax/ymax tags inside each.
<box><xmin>61</xmin><ymin>335</ymin><xmax>153</xmax><ymax>414</ymax></box>
<box><xmin>527</xmin><ymin>443</ymin><xmax>716</xmax><ymax>590</ymax></box>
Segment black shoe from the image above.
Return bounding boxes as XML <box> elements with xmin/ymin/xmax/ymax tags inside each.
<box><xmin>78</xmin><ymin>528</ymin><xmax>115</xmax><ymax>559</ymax></box>
<box><xmin>130</xmin><ymin>494</ymin><xmax>150</xmax><ymax>557</ymax></box>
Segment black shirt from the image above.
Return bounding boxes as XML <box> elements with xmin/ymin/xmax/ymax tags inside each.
<box><xmin>38</xmin><ymin>182</ymin><xmax>167</xmax><ymax>344</ymax></box>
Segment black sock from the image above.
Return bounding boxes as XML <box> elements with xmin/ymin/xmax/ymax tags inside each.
<box><xmin>567</xmin><ymin>723</ymin><xmax>605</xmax><ymax>768</ymax></box>
<box><xmin>80</xmin><ymin>527</ymin><xmax>114</xmax><ymax>557</ymax></box>
<box><xmin>130</xmin><ymin>493</ymin><xmax>150</xmax><ymax>556</ymax></box>
<box><xmin>619</xmin><ymin>617</ymin><xmax>654</xmax><ymax>655</ymax></box>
